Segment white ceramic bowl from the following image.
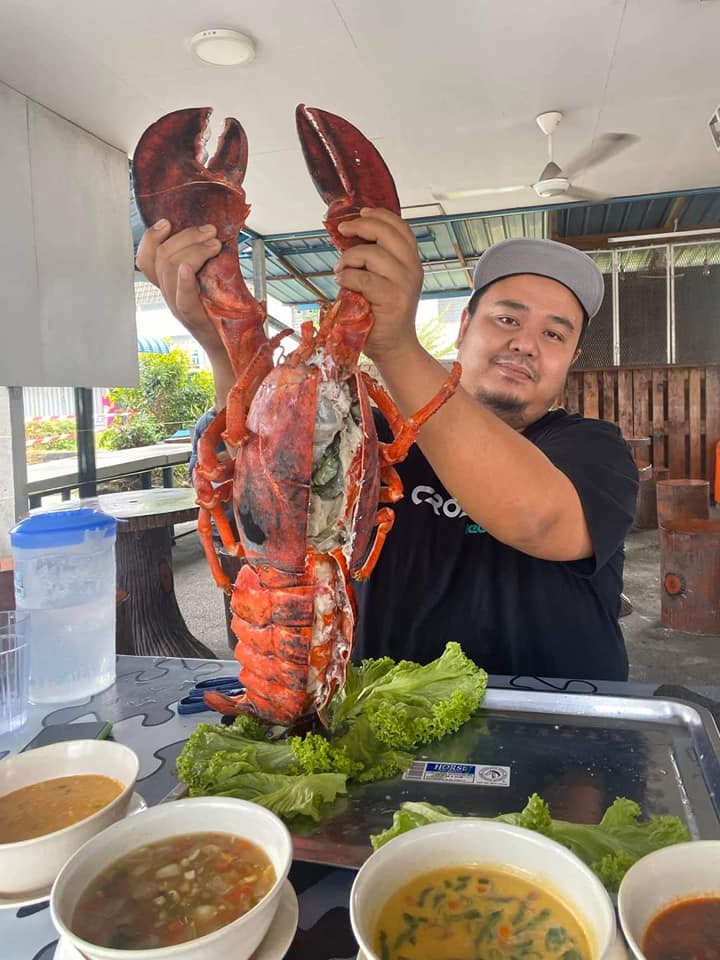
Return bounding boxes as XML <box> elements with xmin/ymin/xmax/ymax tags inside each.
<box><xmin>618</xmin><ymin>840</ymin><xmax>720</xmax><ymax>960</ymax></box>
<box><xmin>351</xmin><ymin>819</ymin><xmax>616</xmax><ymax>960</ymax></box>
<box><xmin>0</xmin><ymin>739</ymin><xmax>139</xmax><ymax>896</ymax></box>
<box><xmin>51</xmin><ymin>796</ymin><xmax>293</xmax><ymax>960</ymax></box>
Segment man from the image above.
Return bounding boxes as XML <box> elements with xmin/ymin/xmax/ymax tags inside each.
<box><xmin>137</xmin><ymin>211</ymin><xmax>638</xmax><ymax>680</ymax></box>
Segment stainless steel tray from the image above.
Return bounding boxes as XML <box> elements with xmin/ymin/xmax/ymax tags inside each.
<box><xmin>290</xmin><ymin>689</ymin><xmax>720</xmax><ymax>868</ymax></box>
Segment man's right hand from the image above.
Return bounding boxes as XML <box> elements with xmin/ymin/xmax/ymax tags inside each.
<box><xmin>135</xmin><ymin>219</ymin><xmax>224</xmax><ymax>355</ymax></box>
<box><xmin>135</xmin><ymin>218</ymin><xmax>235</xmax><ymax>409</ymax></box>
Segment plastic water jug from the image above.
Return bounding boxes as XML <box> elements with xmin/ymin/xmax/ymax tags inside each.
<box><xmin>10</xmin><ymin>508</ymin><xmax>117</xmax><ymax>703</ymax></box>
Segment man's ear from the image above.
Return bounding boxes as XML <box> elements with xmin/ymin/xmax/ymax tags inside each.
<box><xmin>571</xmin><ymin>348</ymin><xmax>582</xmax><ymax>366</ymax></box>
<box><xmin>456</xmin><ymin>307</ymin><xmax>472</xmax><ymax>349</ymax></box>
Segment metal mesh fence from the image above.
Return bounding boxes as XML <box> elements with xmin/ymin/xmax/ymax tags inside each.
<box><xmin>619</xmin><ymin>246</ymin><xmax>668</xmax><ymax>365</ymax></box>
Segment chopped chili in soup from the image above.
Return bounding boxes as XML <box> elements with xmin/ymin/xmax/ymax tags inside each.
<box><xmin>374</xmin><ymin>865</ymin><xmax>591</xmax><ymax>960</ymax></box>
<box><xmin>71</xmin><ymin>832</ymin><xmax>276</xmax><ymax>950</ymax></box>
<box><xmin>0</xmin><ymin>775</ymin><xmax>123</xmax><ymax>843</ymax></box>
<box><xmin>643</xmin><ymin>896</ymin><xmax>720</xmax><ymax>960</ymax></box>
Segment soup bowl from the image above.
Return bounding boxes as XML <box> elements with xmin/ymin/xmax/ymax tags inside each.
<box><xmin>618</xmin><ymin>840</ymin><xmax>720</xmax><ymax>960</ymax></box>
<box><xmin>351</xmin><ymin>819</ymin><xmax>617</xmax><ymax>960</ymax></box>
<box><xmin>0</xmin><ymin>739</ymin><xmax>139</xmax><ymax>896</ymax></box>
<box><xmin>51</xmin><ymin>796</ymin><xmax>293</xmax><ymax>960</ymax></box>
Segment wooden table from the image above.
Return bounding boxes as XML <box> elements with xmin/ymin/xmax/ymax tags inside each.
<box><xmin>79</xmin><ymin>489</ymin><xmax>216</xmax><ymax>660</ymax></box>
<box><xmin>26</xmin><ymin>442</ymin><xmax>193</xmax><ymax>507</ymax></box>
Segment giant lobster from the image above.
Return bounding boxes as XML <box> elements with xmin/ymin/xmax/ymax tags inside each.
<box><xmin>132</xmin><ymin>105</ymin><xmax>460</xmax><ymax>727</ymax></box>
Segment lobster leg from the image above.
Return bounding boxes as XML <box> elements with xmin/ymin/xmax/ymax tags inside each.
<box><xmin>379</xmin><ymin>463</ymin><xmax>404</xmax><ymax>504</ymax></box>
<box><xmin>197</xmin><ymin>505</ymin><xmax>233</xmax><ymax>593</ymax></box>
<box><xmin>361</xmin><ymin>363</ymin><xmax>463</xmax><ymax>466</ymax></box>
<box><xmin>353</xmin><ymin>507</ymin><xmax>396</xmax><ymax>581</ymax></box>
<box><xmin>197</xmin><ymin>408</ymin><xmax>230</xmax><ymax>483</ymax></box>
<box><xmin>223</xmin><ymin>328</ymin><xmax>295</xmax><ymax>448</ymax></box>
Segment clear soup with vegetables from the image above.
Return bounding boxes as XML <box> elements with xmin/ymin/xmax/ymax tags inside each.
<box><xmin>71</xmin><ymin>831</ymin><xmax>276</xmax><ymax>949</ymax></box>
<box><xmin>374</xmin><ymin>865</ymin><xmax>591</xmax><ymax>960</ymax></box>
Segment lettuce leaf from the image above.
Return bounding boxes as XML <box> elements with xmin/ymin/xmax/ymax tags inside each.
<box><xmin>329</xmin><ymin>641</ymin><xmax>488</xmax><ymax>750</ymax></box>
<box><xmin>178</xmin><ymin>733</ymin><xmax>345</xmax><ymax>821</ymax></box>
<box><xmin>370</xmin><ymin>794</ymin><xmax>690</xmax><ymax>891</ymax></box>
<box><xmin>176</xmin><ymin>643</ymin><xmax>488</xmax><ymax>821</ymax></box>
<box><xmin>290</xmin><ymin>715</ymin><xmax>413</xmax><ymax>782</ymax></box>
<box><xmin>176</xmin><ymin>718</ymin><xmax>298</xmax><ymax>791</ymax></box>
<box><xmin>187</xmin><ymin>748</ymin><xmax>346</xmax><ymax>821</ymax></box>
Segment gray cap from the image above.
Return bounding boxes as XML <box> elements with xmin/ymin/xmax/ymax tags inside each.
<box><xmin>472</xmin><ymin>237</ymin><xmax>605</xmax><ymax>321</ymax></box>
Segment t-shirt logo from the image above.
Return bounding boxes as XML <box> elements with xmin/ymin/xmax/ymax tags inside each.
<box><xmin>410</xmin><ymin>485</ymin><xmax>486</xmax><ymax>534</ymax></box>
<box><xmin>411</xmin><ymin>484</ymin><xmax>466</xmax><ymax>518</ymax></box>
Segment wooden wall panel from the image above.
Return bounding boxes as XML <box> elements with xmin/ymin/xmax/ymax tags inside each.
<box><xmin>560</xmin><ymin>365</ymin><xmax>720</xmax><ymax>497</ymax></box>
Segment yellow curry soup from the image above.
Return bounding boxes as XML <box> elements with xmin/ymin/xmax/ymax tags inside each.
<box><xmin>374</xmin><ymin>864</ymin><xmax>591</xmax><ymax>960</ymax></box>
<box><xmin>0</xmin><ymin>775</ymin><xmax>124</xmax><ymax>843</ymax></box>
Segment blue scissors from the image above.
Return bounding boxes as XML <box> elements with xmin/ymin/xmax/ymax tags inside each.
<box><xmin>177</xmin><ymin>676</ymin><xmax>244</xmax><ymax>715</ymax></box>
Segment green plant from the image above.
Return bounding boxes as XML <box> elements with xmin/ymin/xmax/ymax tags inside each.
<box><xmin>98</xmin><ymin>412</ymin><xmax>164</xmax><ymax>450</ymax></box>
<box><xmin>108</xmin><ymin>350</ymin><xmax>215</xmax><ymax>436</ymax></box>
<box><xmin>416</xmin><ymin>306</ymin><xmax>457</xmax><ymax>359</ymax></box>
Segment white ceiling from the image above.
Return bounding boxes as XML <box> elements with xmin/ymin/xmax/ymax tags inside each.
<box><xmin>2</xmin><ymin>0</ymin><xmax>720</xmax><ymax>235</ymax></box>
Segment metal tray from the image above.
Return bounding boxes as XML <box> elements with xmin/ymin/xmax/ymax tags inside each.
<box><xmin>290</xmin><ymin>689</ymin><xmax>720</xmax><ymax>868</ymax></box>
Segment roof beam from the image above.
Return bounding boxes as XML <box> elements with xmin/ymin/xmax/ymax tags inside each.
<box><xmin>240</xmin><ymin>227</ymin><xmax>328</xmax><ymax>302</ymax></box>
<box><xmin>549</xmin><ymin>210</ymin><xmax>559</xmax><ymax>241</ymax></box>
<box><xmin>445</xmin><ymin>221</ymin><xmax>474</xmax><ymax>288</ymax></box>
<box><xmin>663</xmin><ymin>197</ymin><xmax>689</xmax><ymax>231</ymax></box>
<box><xmin>559</xmin><ymin>222</ymin><xmax>720</xmax><ymax>250</ymax></box>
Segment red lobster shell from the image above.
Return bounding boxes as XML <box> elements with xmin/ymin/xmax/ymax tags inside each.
<box><xmin>133</xmin><ymin>105</ymin><xmax>460</xmax><ymax>726</ymax></box>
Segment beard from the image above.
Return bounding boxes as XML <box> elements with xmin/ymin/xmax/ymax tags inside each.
<box><xmin>473</xmin><ymin>387</ymin><xmax>529</xmax><ymax>429</ymax></box>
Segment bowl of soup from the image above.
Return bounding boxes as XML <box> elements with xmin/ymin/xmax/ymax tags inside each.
<box><xmin>350</xmin><ymin>819</ymin><xmax>617</xmax><ymax>960</ymax></box>
<box><xmin>0</xmin><ymin>739</ymin><xmax>139</xmax><ymax>896</ymax></box>
<box><xmin>618</xmin><ymin>840</ymin><xmax>720</xmax><ymax>960</ymax></box>
<box><xmin>51</xmin><ymin>796</ymin><xmax>293</xmax><ymax>960</ymax></box>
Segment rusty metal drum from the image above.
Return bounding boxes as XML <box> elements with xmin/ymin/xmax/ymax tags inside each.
<box><xmin>660</xmin><ymin>518</ymin><xmax>720</xmax><ymax>635</ymax></box>
<box><xmin>656</xmin><ymin>479</ymin><xmax>709</xmax><ymax>528</ymax></box>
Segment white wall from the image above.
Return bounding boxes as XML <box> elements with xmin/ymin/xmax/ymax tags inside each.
<box><xmin>0</xmin><ymin>83</ymin><xmax>137</xmax><ymax>388</ymax></box>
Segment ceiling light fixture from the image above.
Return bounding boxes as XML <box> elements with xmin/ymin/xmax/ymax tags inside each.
<box><xmin>190</xmin><ymin>29</ymin><xmax>256</xmax><ymax>66</ymax></box>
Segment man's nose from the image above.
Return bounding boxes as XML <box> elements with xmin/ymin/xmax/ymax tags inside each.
<box><xmin>508</xmin><ymin>331</ymin><xmax>539</xmax><ymax>357</ymax></box>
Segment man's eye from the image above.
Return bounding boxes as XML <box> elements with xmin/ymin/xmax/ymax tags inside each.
<box><xmin>545</xmin><ymin>330</ymin><xmax>563</xmax><ymax>342</ymax></box>
<box><xmin>497</xmin><ymin>316</ymin><xmax>517</xmax><ymax>325</ymax></box>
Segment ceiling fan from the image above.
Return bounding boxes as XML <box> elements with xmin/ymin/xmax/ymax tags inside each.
<box><xmin>434</xmin><ymin>112</ymin><xmax>638</xmax><ymax>204</ymax></box>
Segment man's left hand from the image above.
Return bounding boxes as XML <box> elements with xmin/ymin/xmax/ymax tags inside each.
<box><xmin>334</xmin><ymin>209</ymin><xmax>425</xmax><ymax>362</ymax></box>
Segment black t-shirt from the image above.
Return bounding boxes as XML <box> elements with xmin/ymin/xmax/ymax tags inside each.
<box><xmin>352</xmin><ymin>409</ymin><xmax>639</xmax><ymax>681</ymax></box>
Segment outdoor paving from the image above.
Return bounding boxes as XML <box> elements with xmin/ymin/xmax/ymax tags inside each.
<box><xmin>173</xmin><ymin>522</ymin><xmax>720</xmax><ymax>684</ymax></box>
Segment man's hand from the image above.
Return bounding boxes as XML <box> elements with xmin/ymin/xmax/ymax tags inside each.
<box><xmin>135</xmin><ymin>218</ymin><xmax>234</xmax><ymax>409</ymax></box>
<box><xmin>135</xmin><ymin>219</ymin><xmax>224</xmax><ymax>356</ymax></box>
<box><xmin>334</xmin><ymin>208</ymin><xmax>424</xmax><ymax>362</ymax></box>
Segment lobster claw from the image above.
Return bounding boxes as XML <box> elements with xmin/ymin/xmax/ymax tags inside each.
<box><xmin>132</xmin><ymin>107</ymin><xmax>268</xmax><ymax>377</ymax></box>
<box><xmin>296</xmin><ymin>105</ymin><xmax>400</xmax><ymax>249</ymax></box>
<box><xmin>132</xmin><ymin>107</ymin><xmax>250</xmax><ymax>242</ymax></box>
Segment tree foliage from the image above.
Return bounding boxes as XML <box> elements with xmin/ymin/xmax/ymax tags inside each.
<box><xmin>107</xmin><ymin>350</ymin><xmax>215</xmax><ymax>436</ymax></box>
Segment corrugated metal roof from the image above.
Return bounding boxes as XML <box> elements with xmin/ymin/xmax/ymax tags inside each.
<box><xmin>131</xmin><ymin>186</ymin><xmax>720</xmax><ymax>305</ymax></box>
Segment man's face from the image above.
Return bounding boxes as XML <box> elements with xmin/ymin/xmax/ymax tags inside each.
<box><xmin>456</xmin><ymin>274</ymin><xmax>583</xmax><ymax>428</ymax></box>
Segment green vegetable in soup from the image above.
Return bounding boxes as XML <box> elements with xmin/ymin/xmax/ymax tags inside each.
<box><xmin>374</xmin><ymin>865</ymin><xmax>590</xmax><ymax>960</ymax></box>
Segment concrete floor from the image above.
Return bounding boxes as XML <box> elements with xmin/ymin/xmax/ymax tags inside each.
<box><xmin>172</xmin><ymin>523</ymin><xmax>720</xmax><ymax>684</ymax></box>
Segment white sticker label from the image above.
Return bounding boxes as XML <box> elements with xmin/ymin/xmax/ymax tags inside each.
<box><xmin>403</xmin><ymin>760</ymin><xmax>511</xmax><ymax>787</ymax></box>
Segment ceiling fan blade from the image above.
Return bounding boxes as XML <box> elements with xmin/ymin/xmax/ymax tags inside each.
<box><xmin>433</xmin><ymin>185</ymin><xmax>529</xmax><ymax>200</ymax></box>
<box><xmin>564</xmin><ymin>133</ymin><xmax>639</xmax><ymax>179</ymax></box>
<box><xmin>564</xmin><ymin>186</ymin><xmax>608</xmax><ymax>203</ymax></box>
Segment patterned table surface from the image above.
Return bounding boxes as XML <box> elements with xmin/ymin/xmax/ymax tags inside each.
<box><xmin>2</xmin><ymin>655</ymin><xmax>719</xmax><ymax>960</ymax></box>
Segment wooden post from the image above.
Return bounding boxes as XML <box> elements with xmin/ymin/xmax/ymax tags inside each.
<box><xmin>656</xmin><ymin>479</ymin><xmax>710</xmax><ymax>527</ymax></box>
<box><xmin>660</xmin><ymin>519</ymin><xmax>720</xmax><ymax>635</ymax></box>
